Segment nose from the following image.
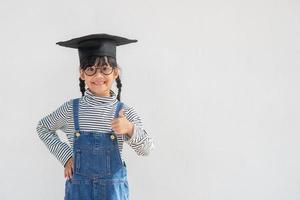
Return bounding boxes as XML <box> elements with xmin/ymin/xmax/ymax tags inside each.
<box><xmin>94</xmin><ymin>68</ymin><xmax>105</xmax><ymax>77</ymax></box>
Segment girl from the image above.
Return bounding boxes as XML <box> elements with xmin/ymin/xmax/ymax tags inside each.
<box><xmin>36</xmin><ymin>33</ymin><xmax>154</xmax><ymax>200</ymax></box>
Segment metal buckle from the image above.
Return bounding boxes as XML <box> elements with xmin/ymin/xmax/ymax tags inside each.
<box><xmin>74</xmin><ymin>132</ymin><xmax>80</xmax><ymax>137</ymax></box>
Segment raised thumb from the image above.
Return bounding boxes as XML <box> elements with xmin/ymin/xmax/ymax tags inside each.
<box><xmin>118</xmin><ymin>108</ymin><xmax>125</xmax><ymax>118</ymax></box>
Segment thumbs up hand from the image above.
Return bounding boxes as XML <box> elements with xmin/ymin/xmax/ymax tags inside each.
<box><xmin>111</xmin><ymin>108</ymin><xmax>134</xmax><ymax>137</ymax></box>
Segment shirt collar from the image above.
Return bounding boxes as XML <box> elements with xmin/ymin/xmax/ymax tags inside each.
<box><xmin>82</xmin><ymin>88</ymin><xmax>117</xmax><ymax>107</ymax></box>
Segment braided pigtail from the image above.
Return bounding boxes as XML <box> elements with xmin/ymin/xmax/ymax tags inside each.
<box><xmin>79</xmin><ymin>78</ymin><xmax>86</xmax><ymax>96</ymax></box>
<box><xmin>115</xmin><ymin>76</ymin><xmax>122</xmax><ymax>101</ymax></box>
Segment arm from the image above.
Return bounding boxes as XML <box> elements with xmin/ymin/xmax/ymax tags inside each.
<box><xmin>123</xmin><ymin>106</ymin><xmax>155</xmax><ymax>156</ymax></box>
<box><xmin>36</xmin><ymin>100</ymin><xmax>73</xmax><ymax>167</ymax></box>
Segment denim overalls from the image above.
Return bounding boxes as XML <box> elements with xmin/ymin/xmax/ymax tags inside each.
<box><xmin>64</xmin><ymin>98</ymin><xmax>129</xmax><ymax>200</ymax></box>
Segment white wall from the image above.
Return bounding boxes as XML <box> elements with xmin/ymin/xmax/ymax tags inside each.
<box><xmin>0</xmin><ymin>0</ymin><xmax>299</xmax><ymax>199</ymax></box>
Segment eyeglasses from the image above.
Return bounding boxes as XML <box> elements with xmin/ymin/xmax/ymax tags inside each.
<box><xmin>84</xmin><ymin>65</ymin><xmax>114</xmax><ymax>76</ymax></box>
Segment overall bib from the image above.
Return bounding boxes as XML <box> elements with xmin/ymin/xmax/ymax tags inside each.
<box><xmin>64</xmin><ymin>98</ymin><xmax>129</xmax><ymax>200</ymax></box>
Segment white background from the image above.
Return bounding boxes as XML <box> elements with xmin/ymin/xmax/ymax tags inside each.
<box><xmin>0</xmin><ymin>0</ymin><xmax>299</xmax><ymax>199</ymax></box>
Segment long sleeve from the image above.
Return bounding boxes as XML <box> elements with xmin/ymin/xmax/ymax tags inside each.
<box><xmin>36</xmin><ymin>100</ymin><xmax>73</xmax><ymax>167</ymax></box>
<box><xmin>123</xmin><ymin>106</ymin><xmax>155</xmax><ymax>156</ymax></box>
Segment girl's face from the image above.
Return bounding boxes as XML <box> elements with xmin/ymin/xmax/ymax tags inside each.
<box><xmin>80</xmin><ymin>64</ymin><xmax>119</xmax><ymax>97</ymax></box>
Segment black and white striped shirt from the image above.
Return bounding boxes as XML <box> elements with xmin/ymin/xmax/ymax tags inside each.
<box><xmin>36</xmin><ymin>89</ymin><xmax>154</xmax><ymax>167</ymax></box>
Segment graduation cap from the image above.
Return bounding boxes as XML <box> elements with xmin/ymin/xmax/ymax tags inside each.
<box><xmin>56</xmin><ymin>33</ymin><xmax>137</xmax><ymax>62</ymax></box>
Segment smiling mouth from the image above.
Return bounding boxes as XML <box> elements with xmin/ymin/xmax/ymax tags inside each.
<box><xmin>92</xmin><ymin>81</ymin><xmax>105</xmax><ymax>85</ymax></box>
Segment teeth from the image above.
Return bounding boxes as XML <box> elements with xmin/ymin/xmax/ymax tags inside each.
<box><xmin>93</xmin><ymin>81</ymin><xmax>105</xmax><ymax>85</ymax></box>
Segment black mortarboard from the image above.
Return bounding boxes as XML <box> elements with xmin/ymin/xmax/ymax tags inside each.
<box><xmin>56</xmin><ymin>33</ymin><xmax>137</xmax><ymax>61</ymax></box>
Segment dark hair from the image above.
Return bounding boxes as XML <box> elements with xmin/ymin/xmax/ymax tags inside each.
<box><xmin>79</xmin><ymin>56</ymin><xmax>122</xmax><ymax>101</ymax></box>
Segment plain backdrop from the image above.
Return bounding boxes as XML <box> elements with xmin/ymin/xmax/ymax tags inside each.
<box><xmin>0</xmin><ymin>0</ymin><xmax>299</xmax><ymax>199</ymax></box>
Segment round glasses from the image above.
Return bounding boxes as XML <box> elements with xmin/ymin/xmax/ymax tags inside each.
<box><xmin>84</xmin><ymin>65</ymin><xmax>114</xmax><ymax>76</ymax></box>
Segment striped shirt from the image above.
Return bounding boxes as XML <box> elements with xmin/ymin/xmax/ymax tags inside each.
<box><xmin>36</xmin><ymin>88</ymin><xmax>154</xmax><ymax>167</ymax></box>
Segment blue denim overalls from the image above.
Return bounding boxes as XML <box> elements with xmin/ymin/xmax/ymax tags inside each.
<box><xmin>64</xmin><ymin>98</ymin><xmax>129</xmax><ymax>200</ymax></box>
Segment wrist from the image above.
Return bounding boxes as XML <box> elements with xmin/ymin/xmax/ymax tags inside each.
<box><xmin>126</xmin><ymin>122</ymin><xmax>134</xmax><ymax>138</ymax></box>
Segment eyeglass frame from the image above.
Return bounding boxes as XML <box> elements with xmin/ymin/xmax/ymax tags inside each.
<box><xmin>83</xmin><ymin>65</ymin><xmax>115</xmax><ymax>76</ymax></box>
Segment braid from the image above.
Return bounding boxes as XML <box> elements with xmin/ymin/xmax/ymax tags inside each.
<box><xmin>79</xmin><ymin>78</ymin><xmax>86</xmax><ymax>96</ymax></box>
<box><xmin>116</xmin><ymin>76</ymin><xmax>122</xmax><ymax>101</ymax></box>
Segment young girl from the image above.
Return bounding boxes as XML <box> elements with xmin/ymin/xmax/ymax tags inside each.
<box><xmin>36</xmin><ymin>33</ymin><xmax>154</xmax><ymax>200</ymax></box>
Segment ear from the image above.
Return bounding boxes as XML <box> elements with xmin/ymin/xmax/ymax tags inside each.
<box><xmin>113</xmin><ymin>67</ymin><xmax>120</xmax><ymax>80</ymax></box>
<box><xmin>79</xmin><ymin>69</ymin><xmax>85</xmax><ymax>80</ymax></box>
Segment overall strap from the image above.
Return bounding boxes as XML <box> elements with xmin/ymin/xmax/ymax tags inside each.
<box><xmin>72</xmin><ymin>98</ymin><xmax>80</xmax><ymax>132</ymax></box>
